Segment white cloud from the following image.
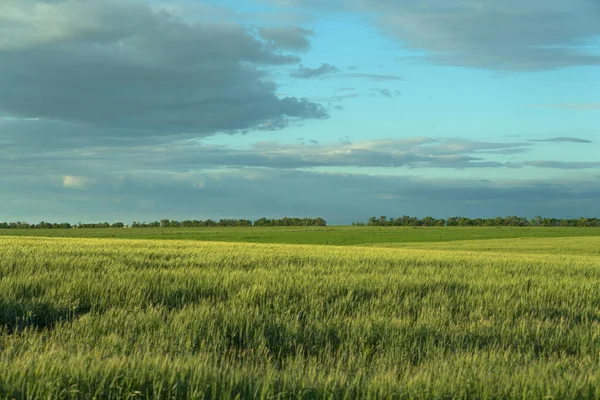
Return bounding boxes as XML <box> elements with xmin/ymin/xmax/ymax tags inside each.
<box><xmin>62</xmin><ymin>175</ymin><xmax>90</xmax><ymax>189</ymax></box>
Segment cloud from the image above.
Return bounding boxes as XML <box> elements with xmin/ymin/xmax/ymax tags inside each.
<box><xmin>263</xmin><ymin>0</ymin><xmax>600</xmax><ymax>70</ymax></box>
<box><xmin>370</xmin><ymin>88</ymin><xmax>402</xmax><ymax>97</ymax></box>
<box><xmin>62</xmin><ymin>175</ymin><xmax>91</xmax><ymax>189</ymax></box>
<box><xmin>0</xmin><ymin>0</ymin><xmax>327</xmax><ymax>145</ymax></box>
<box><xmin>530</xmin><ymin>137</ymin><xmax>594</xmax><ymax>144</ymax></box>
<box><xmin>347</xmin><ymin>73</ymin><xmax>403</xmax><ymax>81</ymax></box>
<box><xmin>526</xmin><ymin>161</ymin><xmax>600</xmax><ymax>169</ymax></box>
<box><xmin>183</xmin><ymin>137</ymin><xmax>529</xmax><ymax>170</ymax></box>
<box><xmin>258</xmin><ymin>26</ymin><xmax>314</xmax><ymax>51</ymax></box>
<box><xmin>290</xmin><ymin>63</ymin><xmax>341</xmax><ymax>78</ymax></box>
<box><xmin>367</xmin><ymin>0</ymin><xmax>600</xmax><ymax>70</ymax></box>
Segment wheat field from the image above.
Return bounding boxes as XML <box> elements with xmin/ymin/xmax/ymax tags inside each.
<box><xmin>1</xmin><ymin>235</ymin><xmax>600</xmax><ymax>399</ymax></box>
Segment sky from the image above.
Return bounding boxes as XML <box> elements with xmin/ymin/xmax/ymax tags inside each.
<box><xmin>1</xmin><ymin>0</ymin><xmax>599</xmax><ymax>224</ymax></box>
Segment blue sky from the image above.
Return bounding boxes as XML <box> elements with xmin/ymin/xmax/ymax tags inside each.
<box><xmin>0</xmin><ymin>0</ymin><xmax>599</xmax><ymax>224</ymax></box>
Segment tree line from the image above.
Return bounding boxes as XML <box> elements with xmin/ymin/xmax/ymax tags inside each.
<box><xmin>0</xmin><ymin>217</ymin><xmax>327</xmax><ymax>229</ymax></box>
<box><xmin>3</xmin><ymin>216</ymin><xmax>600</xmax><ymax>229</ymax></box>
<box><xmin>0</xmin><ymin>221</ymin><xmax>125</xmax><ymax>229</ymax></box>
<box><xmin>132</xmin><ymin>217</ymin><xmax>327</xmax><ymax>227</ymax></box>
<box><xmin>354</xmin><ymin>215</ymin><xmax>600</xmax><ymax>227</ymax></box>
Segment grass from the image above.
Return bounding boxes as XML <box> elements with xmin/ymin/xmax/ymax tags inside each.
<box><xmin>2</xmin><ymin>234</ymin><xmax>600</xmax><ymax>398</ymax></box>
<box><xmin>2</xmin><ymin>225</ymin><xmax>600</xmax><ymax>245</ymax></box>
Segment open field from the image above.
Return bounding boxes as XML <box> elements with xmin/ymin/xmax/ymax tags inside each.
<box><xmin>2</xmin><ymin>226</ymin><xmax>600</xmax><ymax>245</ymax></box>
<box><xmin>2</xmin><ymin>234</ymin><xmax>600</xmax><ymax>398</ymax></box>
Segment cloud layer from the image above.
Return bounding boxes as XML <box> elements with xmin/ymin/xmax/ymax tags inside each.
<box><xmin>2</xmin><ymin>126</ymin><xmax>599</xmax><ymax>222</ymax></box>
<box><xmin>3</xmin><ymin>166</ymin><xmax>600</xmax><ymax>224</ymax></box>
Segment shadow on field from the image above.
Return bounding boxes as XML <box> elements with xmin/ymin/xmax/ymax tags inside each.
<box><xmin>0</xmin><ymin>299</ymin><xmax>84</xmax><ymax>333</ymax></box>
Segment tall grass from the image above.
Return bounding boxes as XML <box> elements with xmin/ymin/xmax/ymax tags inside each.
<box><xmin>1</xmin><ymin>236</ymin><xmax>600</xmax><ymax>399</ymax></box>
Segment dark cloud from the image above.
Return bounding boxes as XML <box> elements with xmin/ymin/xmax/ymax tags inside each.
<box><xmin>347</xmin><ymin>73</ymin><xmax>403</xmax><ymax>81</ymax></box>
<box><xmin>258</xmin><ymin>26</ymin><xmax>314</xmax><ymax>51</ymax></box>
<box><xmin>530</xmin><ymin>137</ymin><xmax>594</xmax><ymax>144</ymax></box>
<box><xmin>290</xmin><ymin>63</ymin><xmax>341</xmax><ymax>78</ymax></box>
<box><xmin>526</xmin><ymin>161</ymin><xmax>600</xmax><ymax>169</ymax></box>
<box><xmin>0</xmin><ymin>0</ymin><xmax>326</xmax><ymax>144</ymax></box>
<box><xmin>370</xmin><ymin>88</ymin><xmax>402</xmax><ymax>97</ymax></box>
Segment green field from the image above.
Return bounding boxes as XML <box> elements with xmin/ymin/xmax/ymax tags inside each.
<box><xmin>2</xmin><ymin>226</ymin><xmax>600</xmax><ymax>245</ymax></box>
<box><xmin>2</xmin><ymin>232</ymin><xmax>600</xmax><ymax>399</ymax></box>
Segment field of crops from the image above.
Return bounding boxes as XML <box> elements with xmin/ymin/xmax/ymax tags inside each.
<box><xmin>2</xmin><ymin>225</ymin><xmax>600</xmax><ymax>245</ymax></box>
<box><xmin>2</xmin><ymin>234</ymin><xmax>600</xmax><ymax>399</ymax></box>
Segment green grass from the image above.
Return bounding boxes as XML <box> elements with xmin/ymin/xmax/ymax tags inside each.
<box><xmin>2</xmin><ymin>235</ymin><xmax>600</xmax><ymax>399</ymax></box>
<box><xmin>2</xmin><ymin>225</ymin><xmax>600</xmax><ymax>245</ymax></box>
